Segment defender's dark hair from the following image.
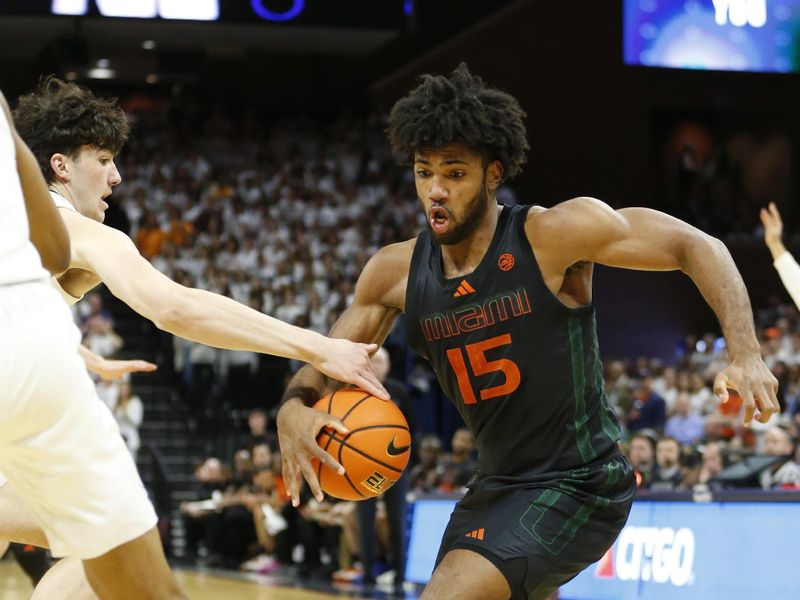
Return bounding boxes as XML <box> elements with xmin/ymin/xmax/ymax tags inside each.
<box><xmin>13</xmin><ymin>75</ymin><xmax>129</xmax><ymax>182</ymax></box>
<box><xmin>387</xmin><ymin>63</ymin><xmax>529</xmax><ymax>180</ymax></box>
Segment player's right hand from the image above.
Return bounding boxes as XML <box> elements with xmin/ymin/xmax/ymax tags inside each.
<box><xmin>276</xmin><ymin>399</ymin><xmax>349</xmax><ymax>507</ymax></box>
<box><xmin>311</xmin><ymin>338</ymin><xmax>389</xmax><ymax>400</ymax></box>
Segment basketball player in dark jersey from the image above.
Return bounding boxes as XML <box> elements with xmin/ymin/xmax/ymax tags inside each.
<box><xmin>277</xmin><ymin>64</ymin><xmax>779</xmax><ymax>599</ymax></box>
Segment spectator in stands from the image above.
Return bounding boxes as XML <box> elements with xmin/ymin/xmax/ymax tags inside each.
<box><xmin>628</xmin><ymin>431</ymin><xmax>656</xmax><ymax>487</ymax></box>
<box><xmin>626</xmin><ymin>377</ymin><xmax>667</xmax><ymax>434</ymax></box>
<box><xmin>180</xmin><ymin>458</ymin><xmax>231</xmax><ymax>561</ymax></box>
<box><xmin>697</xmin><ymin>441</ymin><xmax>727</xmax><ymax>489</ymax></box>
<box><xmin>95</xmin><ymin>378</ymin><xmax>120</xmax><ymax>410</ymax></box>
<box><xmin>665</xmin><ymin>391</ymin><xmax>706</xmax><ymax>445</ymax></box>
<box><xmin>652</xmin><ymin>366</ymin><xmax>679</xmax><ymax>414</ymax></box>
<box><xmin>439</xmin><ymin>429</ymin><xmax>477</xmax><ymax>492</ymax></box>
<box><xmin>251</xmin><ymin>442</ymin><xmax>272</xmax><ymax>469</ymax></box>
<box><xmin>113</xmin><ymin>380</ymin><xmax>144</xmax><ymax>459</ymax></box>
<box><xmin>244</xmin><ymin>465</ymin><xmax>289</xmax><ymax>574</ymax></box>
<box><xmin>409</xmin><ymin>435</ymin><xmax>443</xmax><ymax>492</ymax></box>
<box><xmin>651</xmin><ymin>436</ymin><xmax>685</xmax><ymax>491</ymax></box>
<box><xmin>207</xmin><ymin>450</ymin><xmax>261</xmax><ymax>567</ymax></box>
<box><xmin>135</xmin><ymin>209</ymin><xmax>168</xmax><ymax>259</ymax></box>
<box><xmin>603</xmin><ymin>359</ymin><xmax>632</xmax><ymax>420</ymax></box>
<box><xmin>242</xmin><ymin>408</ymin><xmax>277</xmax><ymax>451</ymax></box>
<box><xmin>82</xmin><ymin>315</ymin><xmax>123</xmax><ymax>358</ymax></box>
<box><xmin>760</xmin><ymin>426</ymin><xmax>800</xmax><ymax>489</ymax></box>
<box><xmin>165</xmin><ymin>203</ymin><xmax>196</xmax><ymax>248</ymax></box>
<box><xmin>705</xmin><ymin>390</ymin><xmax>743</xmax><ymax>443</ymax></box>
<box><xmin>688</xmin><ymin>372</ymin><xmax>716</xmax><ymax>415</ymax></box>
<box><xmin>355</xmin><ymin>348</ymin><xmax>410</xmax><ymax>593</ymax></box>
<box><xmin>76</xmin><ymin>291</ymin><xmax>113</xmax><ymax>325</ymax></box>
<box><xmin>679</xmin><ymin>445</ymin><xmax>702</xmax><ymax>488</ymax></box>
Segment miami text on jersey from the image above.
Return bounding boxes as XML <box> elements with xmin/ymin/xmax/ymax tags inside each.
<box><xmin>419</xmin><ymin>287</ymin><xmax>532</xmax><ymax>341</ymax></box>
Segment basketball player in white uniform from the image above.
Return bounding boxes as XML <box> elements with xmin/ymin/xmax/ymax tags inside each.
<box><xmin>0</xmin><ymin>77</ymin><xmax>387</xmax><ymax>598</ymax></box>
<box><xmin>0</xmin><ymin>88</ymin><xmax>184</xmax><ymax>599</ymax></box>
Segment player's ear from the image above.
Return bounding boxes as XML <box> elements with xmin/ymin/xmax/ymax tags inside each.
<box><xmin>50</xmin><ymin>153</ymin><xmax>70</xmax><ymax>182</ymax></box>
<box><xmin>487</xmin><ymin>160</ymin><xmax>504</xmax><ymax>191</ymax></box>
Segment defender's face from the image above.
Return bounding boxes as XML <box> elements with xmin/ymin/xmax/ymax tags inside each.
<box><xmin>66</xmin><ymin>145</ymin><xmax>121</xmax><ymax>222</ymax></box>
<box><xmin>414</xmin><ymin>145</ymin><xmax>491</xmax><ymax>245</ymax></box>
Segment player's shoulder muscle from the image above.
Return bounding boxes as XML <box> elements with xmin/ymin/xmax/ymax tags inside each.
<box><xmin>355</xmin><ymin>238</ymin><xmax>416</xmax><ymax>311</ymax></box>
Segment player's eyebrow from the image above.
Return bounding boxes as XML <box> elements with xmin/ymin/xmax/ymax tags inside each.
<box><xmin>415</xmin><ymin>157</ymin><xmax>471</xmax><ymax>166</ymax></box>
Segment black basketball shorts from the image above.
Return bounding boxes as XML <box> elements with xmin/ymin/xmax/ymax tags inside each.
<box><xmin>434</xmin><ymin>450</ymin><xmax>636</xmax><ymax>600</ymax></box>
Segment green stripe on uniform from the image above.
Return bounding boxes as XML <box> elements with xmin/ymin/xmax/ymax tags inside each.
<box><xmin>568</xmin><ymin>317</ymin><xmax>596</xmax><ymax>462</ymax></box>
<box><xmin>590</xmin><ymin>315</ymin><xmax>622</xmax><ymax>443</ymax></box>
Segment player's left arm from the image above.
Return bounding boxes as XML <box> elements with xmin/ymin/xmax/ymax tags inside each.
<box><xmin>531</xmin><ymin>196</ymin><xmax>779</xmax><ymax>426</ymax></box>
<box><xmin>1</xmin><ymin>92</ymin><xmax>70</xmax><ymax>275</ymax></box>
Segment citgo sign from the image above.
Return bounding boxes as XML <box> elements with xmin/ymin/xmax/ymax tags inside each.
<box><xmin>562</xmin><ymin>500</ymin><xmax>800</xmax><ymax>600</ymax></box>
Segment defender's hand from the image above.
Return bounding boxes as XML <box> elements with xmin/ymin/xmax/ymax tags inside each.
<box><xmin>93</xmin><ymin>358</ymin><xmax>157</xmax><ymax>381</ymax></box>
<box><xmin>312</xmin><ymin>338</ymin><xmax>388</xmax><ymax>400</ymax></box>
<box><xmin>277</xmin><ymin>399</ymin><xmax>350</xmax><ymax>507</ymax></box>
<box><xmin>760</xmin><ymin>202</ymin><xmax>784</xmax><ymax>251</ymax></box>
<box><xmin>713</xmin><ymin>357</ymin><xmax>779</xmax><ymax>426</ymax></box>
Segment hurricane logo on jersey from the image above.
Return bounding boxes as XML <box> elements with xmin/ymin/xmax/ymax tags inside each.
<box><xmin>498</xmin><ymin>253</ymin><xmax>515</xmax><ymax>272</ymax></box>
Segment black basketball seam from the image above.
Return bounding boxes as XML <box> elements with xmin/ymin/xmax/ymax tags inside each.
<box><xmin>319</xmin><ymin>389</ymin><xmax>338</xmax><ymax>486</ymax></box>
<box><xmin>327</xmin><ymin>389</ymin><xmax>337</xmax><ymax>414</ymax></box>
<box><xmin>345</xmin><ymin>424</ymin><xmax>410</xmax><ymax>435</ymax></box>
<box><xmin>323</xmin><ymin>432</ymin><xmax>405</xmax><ymax>474</ymax></box>
<box><xmin>339</xmin><ymin>391</ymin><xmax>373</xmax><ymax>427</ymax></box>
<box><xmin>317</xmin><ymin>426</ymin><xmax>338</xmax><ymax>485</ymax></box>
<box><xmin>339</xmin><ymin>437</ymin><xmax>367</xmax><ymax>498</ymax></box>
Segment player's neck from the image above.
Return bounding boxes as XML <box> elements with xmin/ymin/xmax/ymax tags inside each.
<box><xmin>440</xmin><ymin>203</ymin><xmax>501</xmax><ymax>278</ymax></box>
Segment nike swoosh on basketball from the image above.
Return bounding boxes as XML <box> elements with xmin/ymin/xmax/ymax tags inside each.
<box><xmin>387</xmin><ymin>436</ymin><xmax>410</xmax><ymax>456</ymax></box>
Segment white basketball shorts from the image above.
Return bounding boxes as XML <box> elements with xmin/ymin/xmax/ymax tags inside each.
<box><xmin>0</xmin><ymin>281</ymin><xmax>156</xmax><ymax>559</ymax></box>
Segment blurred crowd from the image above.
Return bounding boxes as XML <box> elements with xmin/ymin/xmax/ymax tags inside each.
<box><xmin>607</xmin><ymin>301</ymin><xmax>800</xmax><ymax>493</ymax></box>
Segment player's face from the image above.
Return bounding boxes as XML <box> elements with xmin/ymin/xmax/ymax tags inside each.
<box><xmin>66</xmin><ymin>145</ymin><xmax>122</xmax><ymax>222</ymax></box>
<box><xmin>414</xmin><ymin>145</ymin><xmax>493</xmax><ymax>245</ymax></box>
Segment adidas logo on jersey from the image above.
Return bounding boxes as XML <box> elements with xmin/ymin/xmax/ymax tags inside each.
<box><xmin>453</xmin><ymin>280</ymin><xmax>476</xmax><ymax>298</ymax></box>
<box><xmin>465</xmin><ymin>528</ymin><xmax>485</xmax><ymax>540</ymax></box>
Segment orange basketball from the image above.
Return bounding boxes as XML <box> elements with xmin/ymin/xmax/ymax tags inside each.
<box><xmin>311</xmin><ymin>388</ymin><xmax>411</xmax><ymax>501</ymax></box>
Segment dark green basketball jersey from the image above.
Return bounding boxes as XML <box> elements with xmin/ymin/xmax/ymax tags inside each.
<box><xmin>405</xmin><ymin>205</ymin><xmax>621</xmax><ymax>478</ymax></box>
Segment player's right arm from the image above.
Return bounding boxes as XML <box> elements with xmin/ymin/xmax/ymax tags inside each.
<box><xmin>276</xmin><ymin>240</ymin><xmax>411</xmax><ymax>506</ymax></box>
<box><xmin>1</xmin><ymin>92</ymin><xmax>70</xmax><ymax>275</ymax></box>
<box><xmin>760</xmin><ymin>202</ymin><xmax>800</xmax><ymax>310</ymax></box>
<box><xmin>60</xmin><ymin>210</ymin><xmax>388</xmax><ymax>398</ymax></box>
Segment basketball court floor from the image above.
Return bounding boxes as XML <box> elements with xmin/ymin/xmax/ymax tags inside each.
<box><xmin>0</xmin><ymin>559</ymin><xmax>417</xmax><ymax>599</ymax></box>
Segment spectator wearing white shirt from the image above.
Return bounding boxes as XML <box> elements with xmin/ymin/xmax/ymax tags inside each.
<box><xmin>114</xmin><ymin>381</ymin><xmax>144</xmax><ymax>459</ymax></box>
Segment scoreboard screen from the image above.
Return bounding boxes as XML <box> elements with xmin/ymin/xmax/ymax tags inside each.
<box><xmin>0</xmin><ymin>0</ymin><xmax>407</xmax><ymax>28</ymax></box>
<box><xmin>624</xmin><ymin>0</ymin><xmax>800</xmax><ymax>73</ymax></box>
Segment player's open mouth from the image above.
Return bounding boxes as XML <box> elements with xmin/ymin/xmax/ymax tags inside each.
<box><xmin>430</xmin><ymin>206</ymin><xmax>450</xmax><ymax>234</ymax></box>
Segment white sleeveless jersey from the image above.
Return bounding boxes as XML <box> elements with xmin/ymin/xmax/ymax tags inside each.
<box><xmin>0</xmin><ymin>107</ymin><xmax>49</xmax><ymax>286</ymax></box>
<box><xmin>50</xmin><ymin>190</ymin><xmax>77</xmax><ymax>212</ymax></box>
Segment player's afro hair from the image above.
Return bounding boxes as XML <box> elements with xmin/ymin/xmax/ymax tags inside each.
<box><xmin>387</xmin><ymin>63</ymin><xmax>528</xmax><ymax>180</ymax></box>
<box><xmin>14</xmin><ymin>75</ymin><xmax>129</xmax><ymax>182</ymax></box>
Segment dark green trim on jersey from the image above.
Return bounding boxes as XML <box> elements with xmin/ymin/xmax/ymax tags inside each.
<box><xmin>568</xmin><ymin>317</ymin><xmax>596</xmax><ymax>463</ymax></box>
<box><xmin>591</xmin><ymin>315</ymin><xmax>623</xmax><ymax>443</ymax></box>
<box><xmin>518</xmin><ymin>460</ymin><xmax>626</xmax><ymax>556</ymax></box>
